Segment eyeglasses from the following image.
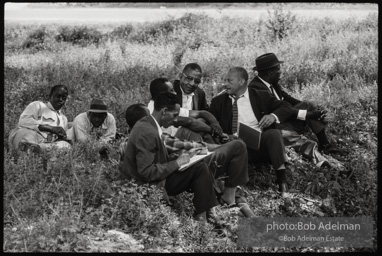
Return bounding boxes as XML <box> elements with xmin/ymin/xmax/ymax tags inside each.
<box><xmin>182</xmin><ymin>72</ymin><xmax>201</xmax><ymax>85</ymax></box>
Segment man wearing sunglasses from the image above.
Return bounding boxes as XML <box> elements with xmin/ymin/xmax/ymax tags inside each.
<box><xmin>173</xmin><ymin>63</ymin><xmax>209</xmax><ymax>111</ymax></box>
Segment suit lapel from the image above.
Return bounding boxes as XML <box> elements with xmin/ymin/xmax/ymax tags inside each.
<box><xmin>174</xmin><ymin>81</ymin><xmax>183</xmax><ymax>107</ymax></box>
<box><xmin>147</xmin><ymin>115</ymin><xmax>169</xmax><ymax>161</ymax></box>
<box><xmin>273</xmin><ymin>83</ymin><xmax>283</xmax><ymax>100</ymax></box>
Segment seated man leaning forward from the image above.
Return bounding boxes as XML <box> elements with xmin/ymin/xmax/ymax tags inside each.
<box><xmin>119</xmin><ymin>92</ymin><xmax>219</xmax><ymax>221</ymax></box>
<box><xmin>121</xmin><ymin>102</ymin><xmax>250</xmax><ymax>210</ymax></box>
<box><xmin>209</xmin><ymin>67</ymin><xmax>295</xmax><ymax>198</ymax></box>
<box><xmin>148</xmin><ymin>77</ymin><xmax>224</xmax><ymax>143</ymax></box>
<box><xmin>8</xmin><ymin>84</ymin><xmax>71</xmax><ymax>154</ymax></box>
<box><xmin>68</xmin><ymin>99</ymin><xmax>116</xmax><ymax>144</ymax></box>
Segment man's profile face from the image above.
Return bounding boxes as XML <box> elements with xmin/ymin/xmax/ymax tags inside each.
<box><xmin>268</xmin><ymin>64</ymin><xmax>282</xmax><ymax>84</ymax></box>
<box><xmin>161</xmin><ymin>104</ymin><xmax>180</xmax><ymax>128</ymax></box>
<box><xmin>180</xmin><ymin>69</ymin><xmax>202</xmax><ymax>95</ymax></box>
<box><xmin>89</xmin><ymin>112</ymin><xmax>107</xmax><ymax>128</ymax></box>
<box><xmin>223</xmin><ymin>71</ymin><xmax>244</xmax><ymax>97</ymax></box>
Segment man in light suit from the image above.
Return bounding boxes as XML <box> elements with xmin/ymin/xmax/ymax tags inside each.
<box><xmin>119</xmin><ymin>92</ymin><xmax>219</xmax><ymax>221</ymax></box>
<box><xmin>248</xmin><ymin>53</ymin><xmax>345</xmax><ymax>157</ymax></box>
<box><xmin>209</xmin><ymin>67</ymin><xmax>294</xmax><ymax>198</ymax></box>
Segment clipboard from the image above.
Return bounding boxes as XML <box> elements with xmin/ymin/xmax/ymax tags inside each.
<box><xmin>237</xmin><ymin>122</ymin><xmax>262</xmax><ymax>151</ymax></box>
<box><xmin>178</xmin><ymin>151</ymin><xmax>214</xmax><ymax>171</ymax></box>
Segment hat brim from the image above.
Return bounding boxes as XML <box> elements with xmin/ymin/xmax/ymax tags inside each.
<box><xmin>89</xmin><ymin>109</ymin><xmax>108</xmax><ymax>113</ymax></box>
<box><xmin>253</xmin><ymin>61</ymin><xmax>284</xmax><ymax>71</ymax></box>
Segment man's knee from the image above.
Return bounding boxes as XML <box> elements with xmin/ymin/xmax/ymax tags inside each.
<box><xmin>228</xmin><ymin>140</ymin><xmax>247</xmax><ymax>153</ymax></box>
<box><xmin>305</xmin><ymin>100</ymin><xmax>318</xmax><ymax>111</ymax></box>
<box><xmin>264</xmin><ymin>129</ymin><xmax>282</xmax><ymax>139</ymax></box>
<box><xmin>193</xmin><ymin>162</ymin><xmax>211</xmax><ymax>176</ymax></box>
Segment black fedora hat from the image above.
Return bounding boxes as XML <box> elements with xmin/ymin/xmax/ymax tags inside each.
<box><xmin>253</xmin><ymin>53</ymin><xmax>284</xmax><ymax>71</ymax></box>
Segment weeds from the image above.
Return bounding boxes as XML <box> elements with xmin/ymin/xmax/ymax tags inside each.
<box><xmin>3</xmin><ymin>8</ymin><xmax>378</xmax><ymax>252</ymax></box>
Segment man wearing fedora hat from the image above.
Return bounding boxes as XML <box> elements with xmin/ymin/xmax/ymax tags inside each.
<box><xmin>67</xmin><ymin>98</ymin><xmax>116</xmax><ymax>144</ymax></box>
<box><xmin>248</xmin><ymin>53</ymin><xmax>345</xmax><ymax>157</ymax></box>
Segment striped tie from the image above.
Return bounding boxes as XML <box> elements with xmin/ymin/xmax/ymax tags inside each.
<box><xmin>231</xmin><ymin>95</ymin><xmax>242</xmax><ymax>134</ymax></box>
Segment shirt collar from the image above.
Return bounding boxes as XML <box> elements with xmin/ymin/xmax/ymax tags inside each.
<box><xmin>229</xmin><ymin>87</ymin><xmax>248</xmax><ymax>101</ymax></box>
<box><xmin>46</xmin><ymin>101</ymin><xmax>61</xmax><ymax>114</ymax></box>
<box><xmin>180</xmin><ymin>86</ymin><xmax>194</xmax><ymax>97</ymax></box>
<box><xmin>151</xmin><ymin>114</ymin><xmax>163</xmax><ymax>138</ymax></box>
<box><xmin>258</xmin><ymin>76</ymin><xmax>272</xmax><ymax>90</ymax></box>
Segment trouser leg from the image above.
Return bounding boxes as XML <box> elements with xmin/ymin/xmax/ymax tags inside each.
<box><xmin>175</xmin><ymin>127</ymin><xmax>204</xmax><ymax>142</ymax></box>
<box><xmin>165</xmin><ymin>161</ymin><xmax>219</xmax><ymax>215</ymax></box>
<box><xmin>248</xmin><ymin>129</ymin><xmax>287</xmax><ymax>170</ymax></box>
<box><xmin>208</xmin><ymin>140</ymin><xmax>249</xmax><ymax>187</ymax></box>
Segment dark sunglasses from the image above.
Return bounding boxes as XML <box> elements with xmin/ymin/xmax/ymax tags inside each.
<box><xmin>182</xmin><ymin>72</ymin><xmax>201</xmax><ymax>85</ymax></box>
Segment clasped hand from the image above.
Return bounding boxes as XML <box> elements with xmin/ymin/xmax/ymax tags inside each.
<box><xmin>307</xmin><ymin>109</ymin><xmax>327</xmax><ymax>121</ymax></box>
<box><xmin>50</xmin><ymin>126</ymin><xmax>67</xmax><ymax>140</ymax></box>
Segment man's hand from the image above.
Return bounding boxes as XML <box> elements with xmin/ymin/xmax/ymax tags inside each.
<box><xmin>228</xmin><ymin>134</ymin><xmax>241</xmax><ymax>142</ymax></box>
<box><xmin>306</xmin><ymin>109</ymin><xmax>327</xmax><ymax>121</ymax></box>
<box><xmin>50</xmin><ymin>126</ymin><xmax>67</xmax><ymax>140</ymax></box>
<box><xmin>259</xmin><ymin>114</ymin><xmax>276</xmax><ymax>129</ymax></box>
<box><xmin>209</xmin><ymin>122</ymin><xmax>223</xmax><ymax>137</ymax></box>
<box><xmin>176</xmin><ymin>154</ymin><xmax>190</xmax><ymax>169</ymax></box>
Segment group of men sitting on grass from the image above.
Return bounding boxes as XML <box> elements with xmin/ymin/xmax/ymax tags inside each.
<box><xmin>9</xmin><ymin>53</ymin><xmax>346</xmax><ymax>222</ymax></box>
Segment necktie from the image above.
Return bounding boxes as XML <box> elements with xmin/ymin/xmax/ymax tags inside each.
<box><xmin>231</xmin><ymin>95</ymin><xmax>242</xmax><ymax>134</ymax></box>
<box><xmin>270</xmin><ymin>85</ymin><xmax>280</xmax><ymax>100</ymax></box>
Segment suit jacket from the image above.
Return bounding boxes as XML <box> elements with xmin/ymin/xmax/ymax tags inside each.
<box><xmin>248</xmin><ymin>76</ymin><xmax>301</xmax><ymax>106</ymax></box>
<box><xmin>209</xmin><ymin>87</ymin><xmax>294</xmax><ymax>135</ymax></box>
<box><xmin>173</xmin><ymin>80</ymin><xmax>209</xmax><ymax>111</ymax></box>
<box><xmin>119</xmin><ymin>115</ymin><xmax>179</xmax><ymax>188</ymax></box>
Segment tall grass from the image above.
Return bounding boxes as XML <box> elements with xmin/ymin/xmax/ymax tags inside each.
<box><xmin>3</xmin><ymin>10</ymin><xmax>378</xmax><ymax>252</ymax></box>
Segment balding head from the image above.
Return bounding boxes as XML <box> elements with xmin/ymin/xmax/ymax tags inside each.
<box><xmin>228</xmin><ymin>67</ymin><xmax>249</xmax><ymax>84</ymax></box>
<box><xmin>223</xmin><ymin>67</ymin><xmax>249</xmax><ymax>97</ymax></box>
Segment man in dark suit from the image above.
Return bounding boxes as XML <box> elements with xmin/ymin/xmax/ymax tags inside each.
<box><xmin>248</xmin><ymin>53</ymin><xmax>344</xmax><ymax>156</ymax></box>
<box><xmin>173</xmin><ymin>63</ymin><xmax>209</xmax><ymax>111</ymax></box>
<box><xmin>120</xmin><ymin>92</ymin><xmax>218</xmax><ymax>221</ymax></box>
<box><xmin>209</xmin><ymin>67</ymin><xmax>294</xmax><ymax>198</ymax></box>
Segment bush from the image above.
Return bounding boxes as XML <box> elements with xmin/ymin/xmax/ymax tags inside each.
<box><xmin>22</xmin><ymin>26</ymin><xmax>52</xmax><ymax>51</ymax></box>
<box><xmin>265</xmin><ymin>4</ymin><xmax>297</xmax><ymax>41</ymax></box>
<box><xmin>55</xmin><ymin>26</ymin><xmax>103</xmax><ymax>46</ymax></box>
<box><xmin>108</xmin><ymin>24</ymin><xmax>134</xmax><ymax>40</ymax></box>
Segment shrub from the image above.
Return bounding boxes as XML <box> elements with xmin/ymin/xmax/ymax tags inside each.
<box><xmin>108</xmin><ymin>24</ymin><xmax>134</xmax><ymax>40</ymax></box>
<box><xmin>55</xmin><ymin>26</ymin><xmax>103</xmax><ymax>46</ymax></box>
<box><xmin>265</xmin><ymin>4</ymin><xmax>297</xmax><ymax>41</ymax></box>
<box><xmin>21</xmin><ymin>26</ymin><xmax>51</xmax><ymax>51</ymax></box>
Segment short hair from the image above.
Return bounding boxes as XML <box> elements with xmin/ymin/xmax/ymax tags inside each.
<box><xmin>150</xmin><ymin>77</ymin><xmax>169</xmax><ymax>100</ymax></box>
<box><xmin>125</xmin><ymin>103</ymin><xmax>148</xmax><ymax>129</ymax></box>
<box><xmin>153</xmin><ymin>91</ymin><xmax>177</xmax><ymax>112</ymax></box>
<box><xmin>49</xmin><ymin>84</ymin><xmax>68</xmax><ymax>97</ymax></box>
<box><xmin>182</xmin><ymin>63</ymin><xmax>202</xmax><ymax>73</ymax></box>
<box><xmin>230</xmin><ymin>67</ymin><xmax>249</xmax><ymax>83</ymax></box>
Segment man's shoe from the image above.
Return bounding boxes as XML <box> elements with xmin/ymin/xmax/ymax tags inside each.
<box><xmin>278</xmin><ymin>182</ymin><xmax>290</xmax><ymax>198</ymax></box>
<box><xmin>18</xmin><ymin>142</ymin><xmax>41</xmax><ymax>154</ymax></box>
<box><xmin>319</xmin><ymin>144</ymin><xmax>346</xmax><ymax>155</ymax></box>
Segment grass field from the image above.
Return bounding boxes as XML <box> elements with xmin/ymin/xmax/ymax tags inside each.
<box><xmin>3</xmin><ymin>5</ymin><xmax>378</xmax><ymax>252</ymax></box>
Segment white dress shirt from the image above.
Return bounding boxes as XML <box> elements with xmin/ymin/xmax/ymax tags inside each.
<box><xmin>231</xmin><ymin>88</ymin><xmax>281</xmax><ymax>136</ymax></box>
<box><xmin>179</xmin><ymin>86</ymin><xmax>194</xmax><ymax>110</ymax></box>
